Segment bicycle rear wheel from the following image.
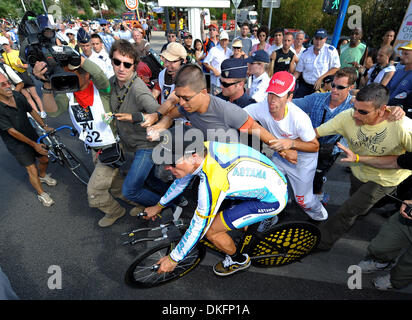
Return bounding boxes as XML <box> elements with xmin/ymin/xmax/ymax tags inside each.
<box><xmin>59</xmin><ymin>146</ymin><xmax>91</xmax><ymax>185</ymax></box>
<box><xmin>248</xmin><ymin>222</ymin><xmax>320</xmax><ymax>267</ymax></box>
<box><xmin>125</xmin><ymin>240</ymin><xmax>206</xmax><ymax>288</ymax></box>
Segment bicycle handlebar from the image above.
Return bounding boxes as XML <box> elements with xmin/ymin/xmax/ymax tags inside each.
<box><xmin>36</xmin><ymin>125</ymin><xmax>76</xmax><ymax>144</ymax></box>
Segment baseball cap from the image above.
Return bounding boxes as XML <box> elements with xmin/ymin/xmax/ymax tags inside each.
<box><xmin>160</xmin><ymin>42</ymin><xmax>187</xmax><ymax>61</ymax></box>
<box><xmin>99</xmin><ymin>19</ymin><xmax>108</xmax><ymax>25</ymax></box>
<box><xmin>0</xmin><ymin>36</ymin><xmax>9</xmax><ymax>46</ymax></box>
<box><xmin>220</xmin><ymin>31</ymin><xmax>229</xmax><ymax>40</ymax></box>
<box><xmin>182</xmin><ymin>31</ymin><xmax>192</xmax><ymax>39</ymax></box>
<box><xmin>245</xmin><ymin>50</ymin><xmax>270</xmax><ymax>63</ymax></box>
<box><xmin>314</xmin><ymin>28</ymin><xmax>328</xmax><ymax>39</ymax></box>
<box><xmin>266</xmin><ymin>71</ymin><xmax>296</xmax><ymax>97</ymax></box>
<box><xmin>158</xmin><ymin>124</ymin><xmax>205</xmax><ymax>165</ymax></box>
<box><xmin>400</xmin><ymin>41</ymin><xmax>412</xmax><ymax>50</ymax></box>
<box><xmin>209</xmin><ymin>23</ymin><xmax>218</xmax><ymax>30</ymax></box>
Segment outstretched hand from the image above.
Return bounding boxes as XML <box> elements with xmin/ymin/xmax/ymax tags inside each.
<box><xmin>337</xmin><ymin>142</ymin><xmax>357</xmax><ymax>163</ymax></box>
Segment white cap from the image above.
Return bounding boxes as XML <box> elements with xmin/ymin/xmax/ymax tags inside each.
<box><xmin>220</xmin><ymin>31</ymin><xmax>229</xmax><ymax>40</ymax></box>
<box><xmin>0</xmin><ymin>36</ymin><xmax>9</xmax><ymax>46</ymax></box>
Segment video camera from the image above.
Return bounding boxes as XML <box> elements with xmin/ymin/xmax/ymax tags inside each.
<box><xmin>18</xmin><ymin>11</ymin><xmax>80</xmax><ymax>93</ymax></box>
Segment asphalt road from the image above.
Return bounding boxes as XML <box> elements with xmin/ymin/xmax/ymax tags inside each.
<box><xmin>0</xmin><ymin>31</ymin><xmax>411</xmax><ymax>307</ymax></box>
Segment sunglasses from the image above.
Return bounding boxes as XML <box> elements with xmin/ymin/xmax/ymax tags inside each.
<box><xmin>0</xmin><ymin>80</ymin><xmax>11</xmax><ymax>88</ymax></box>
<box><xmin>112</xmin><ymin>58</ymin><xmax>134</xmax><ymax>69</ymax></box>
<box><xmin>252</xmin><ymin>29</ymin><xmax>258</xmax><ymax>32</ymax></box>
<box><xmin>175</xmin><ymin>91</ymin><xmax>201</xmax><ymax>102</ymax></box>
<box><xmin>221</xmin><ymin>81</ymin><xmax>241</xmax><ymax>88</ymax></box>
<box><xmin>331</xmin><ymin>83</ymin><xmax>349</xmax><ymax>90</ymax></box>
<box><xmin>233</xmin><ymin>47</ymin><xmax>241</xmax><ymax>50</ymax></box>
<box><xmin>352</xmin><ymin>106</ymin><xmax>370</xmax><ymax>115</ymax></box>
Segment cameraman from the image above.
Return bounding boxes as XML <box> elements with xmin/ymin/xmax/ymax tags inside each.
<box><xmin>338</xmin><ymin>145</ymin><xmax>412</xmax><ymax>291</ymax></box>
<box><xmin>33</xmin><ymin>56</ymin><xmax>127</xmax><ymax>228</ymax></box>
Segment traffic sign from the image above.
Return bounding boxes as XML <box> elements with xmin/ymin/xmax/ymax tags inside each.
<box><xmin>262</xmin><ymin>0</ymin><xmax>280</xmax><ymax>8</ymax></box>
<box><xmin>125</xmin><ymin>0</ymin><xmax>138</xmax><ymax>11</ymax></box>
<box><xmin>232</xmin><ymin>0</ymin><xmax>241</xmax><ymax>9</ymax></box>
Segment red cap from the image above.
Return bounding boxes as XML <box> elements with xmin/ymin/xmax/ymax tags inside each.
<box><xmin>208</xmin><ymin>23</ymin><xmax>218</xmax><ymax>30</ymax></box>
<box><xmin>266</xmin><ymin>71</ymin><xmax>296</xmax><ymax>97</ymax></box>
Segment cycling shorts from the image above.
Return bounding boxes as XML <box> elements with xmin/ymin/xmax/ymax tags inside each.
<box><xmin>221</xmin><ymin>200</ymin><xmax>281</xmax><ymax>230</ymax></box>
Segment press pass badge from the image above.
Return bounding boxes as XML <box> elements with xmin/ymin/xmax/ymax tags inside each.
<box><xmin>102</xmin><ymin>112</ymin><xmax>114</xmax><ymax>125</ymax></box>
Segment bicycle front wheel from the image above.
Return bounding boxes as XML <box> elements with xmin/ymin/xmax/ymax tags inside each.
<box><xmin>125</xmin><ymin>241</ymin><xmax>206</xmax><ymax>288</ymax></box>
<box><xmin>249</xmin><ymin>222</ymin><xmax>320</xmax><ymax>267</ymax></box>
<box><xmin>59</xmin><ymin>147</ymin><xmax>91</xmax><ymax>185</ymax></box>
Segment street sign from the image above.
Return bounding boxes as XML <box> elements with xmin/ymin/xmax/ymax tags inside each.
<box><xmin>262</xmin><ymin>0</ymin><xmax>280</xmax><ymax>8</ymax></box>
<box><xmin>232</xmin><ymin>0</ymin><xmax>241</xmax><ymax>9</ymax></box>
<box><xmin>124</xmin><ymin>0</ymin><xmax>138</xmax><ymax>11</ymax></box>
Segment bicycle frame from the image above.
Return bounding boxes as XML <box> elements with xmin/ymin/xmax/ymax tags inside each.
<box><xmin>123</xmin><ymin>212</ymin><xmax>289</xmax><ymax>261</ymax></box>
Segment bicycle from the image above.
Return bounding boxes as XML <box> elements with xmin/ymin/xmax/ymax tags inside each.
<box><xmin>122</xmin><ymin>207</ymin><xmax>321</xmax><ymax>288</ymax></box>
<box><xmin>28</xmin><ymin>114</ymin><xmax>92</xmax><ymax>185</ymax></box>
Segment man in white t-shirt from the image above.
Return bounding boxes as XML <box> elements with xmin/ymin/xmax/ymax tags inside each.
<box><xmin>156</xmin><ymin>42</ymin><xmax>187</xmax><ymax>104</ymax></box>
<box><xmin>203</xmin><ymin>31</ymin><xmax>233</xmax><ymax>95</ymax></box>
<box><xmin>245</xmin><ymin>71</ymin><xmax>328</xmax><ymax>222</ymax></box>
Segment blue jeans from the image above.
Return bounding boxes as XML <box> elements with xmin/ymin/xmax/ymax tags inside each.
<box><xmin>122</xmin><ymin>149</ymin><xmax>170</xmax><ymax>207</ymax></box>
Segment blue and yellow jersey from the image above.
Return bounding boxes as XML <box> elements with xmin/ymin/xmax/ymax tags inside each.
<box><xmin>159</xmin><ymin>141</ymin><xmax>288</xmax><ymax>263</ymax></box>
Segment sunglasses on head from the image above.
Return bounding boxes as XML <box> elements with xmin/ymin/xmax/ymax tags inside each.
<box><xmin>112</xmin><ymin>58</ymin><xmax>134</xmax><ymax>69</ymax></box>
<box><xmin>352</xmin><ymin>106</ymin><xmax>371</xmax><ymax>115</ymax></box>
<box><xmin>331</xmin><ymin>83</ymin><xmax>349</xmax><ymax>90</ymax></box>
<box><xmin>221</xmin><ymin>81</ymin><xmax>241</xmax><ymax>88</ymax></box>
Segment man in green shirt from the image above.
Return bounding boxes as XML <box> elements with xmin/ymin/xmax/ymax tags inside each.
<box><xmin>339</xmin><ymin>27</ymin><xmax>367</xmax><ymax>71</ymax></box>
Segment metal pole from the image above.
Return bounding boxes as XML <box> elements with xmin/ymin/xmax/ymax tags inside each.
<box><xmin>41</xmin><ymin>0</ymin><xmax>48</xmax><ymax>14</ymax></box>
<box><xmin>20</xmin><ymin>0</ymin><xmax>27</xmax><ymax>12</ymax></box>
<box><xmin>268</xmin><ymin>0</ymin><xmax>273</xmax><ymax>33</ymax></box>
<box><xmin>331</xmin><ymin>0</ymin><xmax>350</xmax><ymax>48</ymax></box>
<box><xmin>234</xmin><ymin>9</ymin><xmax>238</xmax><ymax>38</ymax></box>
<box><xmin>96</xmin><ymin>0</ymin><xmax>103</xmax><ymax>19</ymax></box>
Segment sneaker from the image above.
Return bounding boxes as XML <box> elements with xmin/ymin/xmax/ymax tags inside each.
<box><xmin>37</xmin><ymin>192</ymin><xmax>55</xmax><ymax>207</ymax></box>
<box><xmin>213</xmin><ymin>254</ymin><xmax>251</xmax><ymax>277</ymax></box>
<box><xmin>129</xmin><ymin>204</ymin><xmax>145</xmax><ymax>217</ymax></box>
<box><xmin>39</xmin><ymin>111</ymin><xmax>47</xmax><ymax>119</ymax></box>
<box><xmin>98</xmin><ymin>208</ymin><xmax>126</xmax><ymax>227</ymax></box>
<box><xmin>257</xmin><ymin>215</ymin><xmax>279</xmax><ymax>233</ymax></box>
<box><xmin>39</xmin><ymin>173</ymin><xmax>57</xmax><ymax>186</ymax></box>
<box><xmin>357</xmin><ymin>259</ymin><xmax>394</xmax><ymax>274</ymax></box>
<box><xmin>373</xmin><ymin>274</ymin><xmax>393</xmax><ymax>290</ymax></box>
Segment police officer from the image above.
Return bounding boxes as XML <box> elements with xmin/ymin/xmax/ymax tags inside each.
<box><xmin>216</xmin><ymin>58</ymin><xmax>256</xmax><ymax>108</ymax></box>
<box><xmin>77</xmin><ymin>28</ymin><xmax>114</xmax><ymax>79</ymax></box>
<box><xmin>293</xmin><ymin>28</ymin><xmax>341</xmax><ymax>98</ymax></box>
<box><xmin>246</xmin><ymin>50</ymin><xmax>271</xmax><ymax>102</ymax></box>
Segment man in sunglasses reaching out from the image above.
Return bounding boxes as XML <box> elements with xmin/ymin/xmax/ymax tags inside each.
<box><xmin>315</xmin><ymin>83</ymin><xmax>412</xmax><ymax>251</ymax></box>
<box><xmin>109</xmin><ymin>40</ymin><xmax>175</xmax><ymax>217</ymax></box>
<box><xmin>293</xmin><ymin>67</ymin><xmax>405</xmax><ymax>206</ymax></box>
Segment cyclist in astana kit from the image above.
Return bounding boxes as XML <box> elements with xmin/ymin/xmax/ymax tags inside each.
<box><xmin>144</xmin><ymin>125</ymin><xmax>288</xmax><ymax>276</ymax></box>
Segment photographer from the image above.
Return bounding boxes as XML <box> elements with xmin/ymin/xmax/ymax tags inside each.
<box><xmin>33</xmin><ymin>56</ymin><xmax>127</xmax><ymax>228</ymax></box>
<box><xmin>338</xmin><ymin>146</ymin><xmax>412</xmax><ymax>291</ymax></box>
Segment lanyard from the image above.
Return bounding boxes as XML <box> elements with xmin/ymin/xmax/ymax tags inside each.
<box><xmin>114</xmin><ymin>74</ymin><xmax>137</xmax><ymax>113</ymax></box>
